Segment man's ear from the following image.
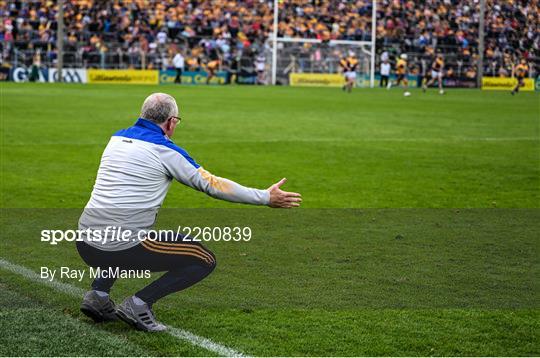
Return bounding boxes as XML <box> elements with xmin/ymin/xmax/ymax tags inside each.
<box><xmin>165</xmin><ymin>118</ymin><xmax>173</xmax><ymax>132</ymax></box>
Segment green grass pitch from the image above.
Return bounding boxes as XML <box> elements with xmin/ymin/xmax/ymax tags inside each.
<box><xmin>0</xmin><ymin>83</ymin><xmax>539</xmax><ymax>356</ymax></box>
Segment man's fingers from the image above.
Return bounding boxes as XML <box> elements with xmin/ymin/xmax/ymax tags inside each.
<box><xmin>282</xmin><ymin>191</ymin><xmax>301</xmax><ymax>198</ymax></box>
<box><xmin>275</xmin><ymin>200</ymin><xmax>301</xmax><ymax>208</ymax></box>
<box><xmin>283</xmin><ymin>197</ymin><xmax>302</xmax><ymax>207</ymax></box>
<box><xmin>274</xmin><ymin>177</ymin><xmax>287</xmax><ymax>188</ymax></box>
<box><xmin>267</xmin><ymin>178</ymin><xmax>302</xmax><ymax>208</ymax></box>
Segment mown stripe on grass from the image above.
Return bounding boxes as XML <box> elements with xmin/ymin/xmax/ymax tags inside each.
<box><xmin>0</xmin><ymin>257</ymin><xmax>249</xmax><ymax>357</ymax></box>
<box><xmin>2</xmin><ymin>136</ymin><xmax>539</xmax><ymax>146</ymax></box>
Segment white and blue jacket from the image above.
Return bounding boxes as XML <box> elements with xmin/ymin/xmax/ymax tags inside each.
<box><xmin>79</xmin><ymin>118</ymin><xmax>269</xmax><ymax>251</ymax></box>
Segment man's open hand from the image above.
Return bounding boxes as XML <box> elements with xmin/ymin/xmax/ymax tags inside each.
<box><xmin>267</xmin><ymin>178</ymin><xmax>302</xmax><ymax>208</ymax></box>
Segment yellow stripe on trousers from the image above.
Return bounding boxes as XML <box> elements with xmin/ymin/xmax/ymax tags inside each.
<box><xmin>142</xmin><ymin>239</ymin><xmax>215</xmax><ymax>263</ymax></box>
<box><xmin>141</xmin><ymin>240</ymin><xmax>214</xmax><ymax>264</ymax></box>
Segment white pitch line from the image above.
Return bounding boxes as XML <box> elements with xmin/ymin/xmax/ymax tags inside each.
<box><xmin>0</xmin><ymin>258</ymin><xmax>86</xmax><ymax>296</ymax></box>
<box><xmin>0</xmin><ymin>257</ymin><xmax>248</xmax><ymax>357</ymax></box>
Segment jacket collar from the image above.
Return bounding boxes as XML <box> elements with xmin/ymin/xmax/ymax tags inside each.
<box><xmin>135</xmin><ymin>118</ymin><xmax>165</xmax><ymax>135</ymax></box>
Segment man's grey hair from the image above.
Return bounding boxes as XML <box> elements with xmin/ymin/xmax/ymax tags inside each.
<box><xmin>140</xmin><ymin>93</ymin><xmax>178</xmax><ymax>124</ymax></box>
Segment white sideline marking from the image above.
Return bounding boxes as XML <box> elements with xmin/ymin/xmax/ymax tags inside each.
<box><xmin>0</xmin><ymin>258</ymin><xmax>248</xmax><ymax>357</ymax></box>
<box><xmin>0</xmin><ymin>258</ymin><xmax>85</xmax><ymax>296</ymax></box>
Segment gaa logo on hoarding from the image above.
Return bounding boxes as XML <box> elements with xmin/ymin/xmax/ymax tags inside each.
<box><xmin>9</xmin><ymin>68</ymin><xmax>87</xmax><ymax>83</ymax></box>
<box><xmin>49</xmin><ymin>69</ymin><xmax>87</xmax><ymax>83</ymax></box>
<box><xmin>10</xmin><ymin>67</ymin><xmax>49</xmax><ymax>82</ymax></box>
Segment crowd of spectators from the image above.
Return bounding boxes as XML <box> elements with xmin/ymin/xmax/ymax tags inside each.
<box><xmin>0</xmin><ymin>0</ymin><xmax>538</xmax><ymax>81</ymax></box>
<box><xmin>376</xmin><ymin>0</ymin><xmax>539</xmax><ymax>79</ymax></box>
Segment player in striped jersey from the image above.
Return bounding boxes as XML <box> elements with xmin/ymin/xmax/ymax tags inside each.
<box><xmin>343</xmin><ymin>52</ymin><xmax>359</xmax><ymax>93</ymax></box>
<box><xmin>388</xmin><ymin>54</ymin><xmax>411</xmax><ymax>96</ymax></box>
<box><xmin>511</xmin><ymin>59</ymin><xmax>529</xmax><ymax>95</ymax></box>
<box><xmin>423</xmin><ymin>55</ymin><xmax>445</xmax><ymax>94</ymax></box>
<box><xmin>205</xmin><ymin>58</ymin><xmax>220</xmax><ymax>84</ymax></box>
<box><xmin>339</xmin><ymin>55</ymin><xmax>350</xmax><ymax>91</ymax></box>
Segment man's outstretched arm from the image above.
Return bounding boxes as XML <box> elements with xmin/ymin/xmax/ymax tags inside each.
<box><xmin>160</xmin><ymin>147</ymin><xmax>301</xmax><ymax>208</ymax></box>
<box><xmin>194</xmin><ymin>169</ymin><xmax>301</xmax><ymax>208</ymax></box>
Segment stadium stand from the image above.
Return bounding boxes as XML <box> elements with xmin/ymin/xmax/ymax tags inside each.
<box><xmin>0</xmin><ymin>0</ymin><xmax>538</xmax><ymax>82</ymax></box>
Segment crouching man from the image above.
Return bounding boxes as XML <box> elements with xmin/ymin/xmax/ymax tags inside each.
<box><xmin>77</xmin><ymin>93</ymin><xmax>301</xmax><ymax>332</ymax></box>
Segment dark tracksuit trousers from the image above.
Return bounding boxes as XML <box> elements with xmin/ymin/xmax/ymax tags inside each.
<box><xmin>76</xmin><ymin>233</ymin><xmax>216</xmax><ymax>306</ymax></box>
<box><xmin>174</xmin><ymin>68</ymin><xmax>183</xmax><ymax>83</ymax></box>
<box><xmin>380</xmin><ymin>75</ymin><xmax>389</xmax><ymax>87</ymax></box>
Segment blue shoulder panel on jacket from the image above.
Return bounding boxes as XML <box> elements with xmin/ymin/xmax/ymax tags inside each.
<box><xmin>113</xmin><ymin>118</ymin><xmax>200</xmax><ymax>169</ymax></box>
